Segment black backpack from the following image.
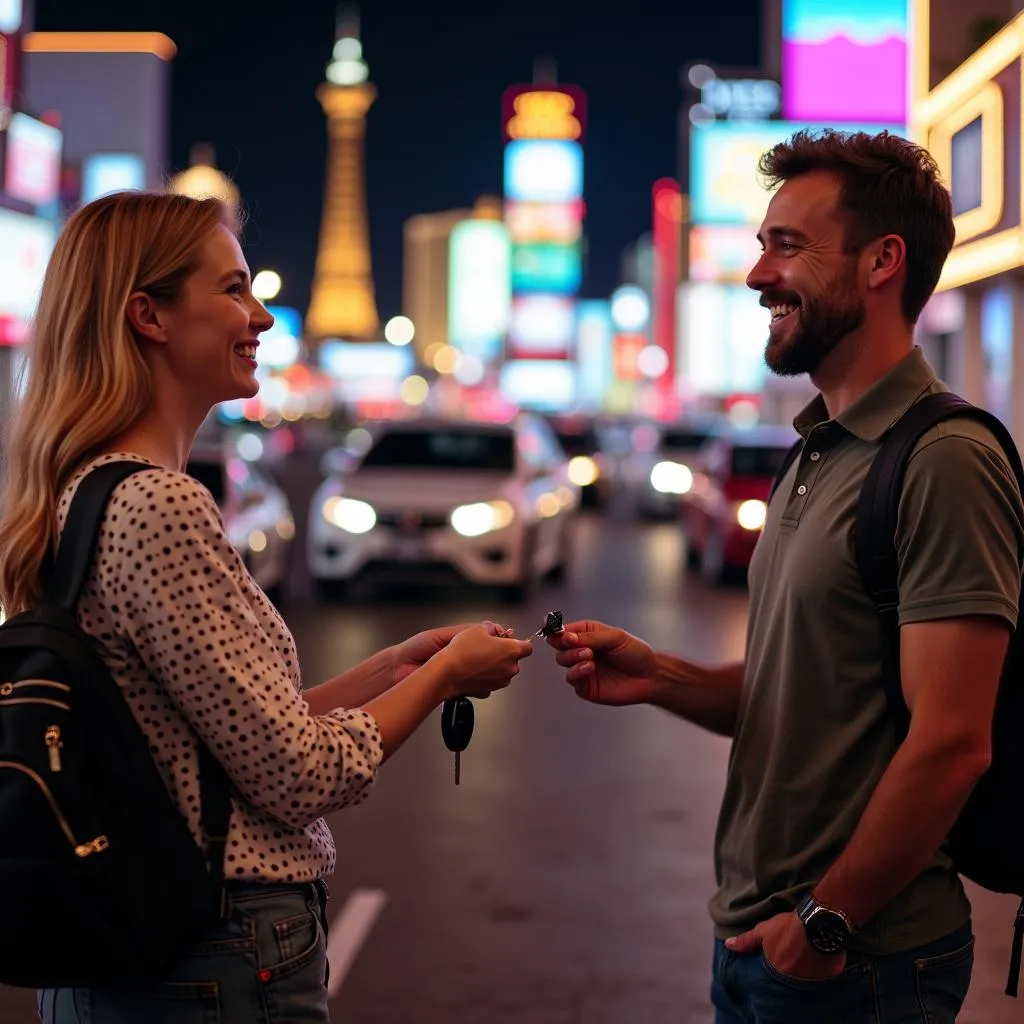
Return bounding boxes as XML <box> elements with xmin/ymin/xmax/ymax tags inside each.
<box><xmin>0</xmin><ymin>459</ymin><xmax>232</xmax><ymax>988</ymax></box>
<box><xmin>770</xmin><ymin>391</ymin><xmax>1024</xmax><ymax>996</ymax></box>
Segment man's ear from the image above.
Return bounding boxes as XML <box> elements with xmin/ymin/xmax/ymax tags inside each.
<box><xmin>865</xmin><ymin>234</ymin><xmax>906</xmax><ymax>292</ymax></box>
<box><xmin>125</xmin><ymin>291</ymin><xmax>170</xmax><ymax>345</ymax></box>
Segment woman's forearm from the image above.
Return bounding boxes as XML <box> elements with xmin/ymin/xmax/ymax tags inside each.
<box><xmin>304</xmin><ymin>646</ymin><xmax>395</xmax><ymax>717</ymax></box>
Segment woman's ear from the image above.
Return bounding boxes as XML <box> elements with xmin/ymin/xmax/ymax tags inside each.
<box><xmin>125</xmin><ymin>291</ymin><xmax>169</xmax><ymax>345</ymax></box>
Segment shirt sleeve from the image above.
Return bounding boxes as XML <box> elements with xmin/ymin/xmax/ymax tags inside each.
<box><xmin>896</xmin><ymin>420</ymin><xmax>1024</xmax><ymax>628</ymax></box>
<box><xmin>96</xmin><ymin>468</ymin><xmax>384</xmax><ymax>828</ymax></box>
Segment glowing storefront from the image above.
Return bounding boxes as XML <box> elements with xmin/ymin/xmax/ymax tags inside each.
<box><xmin>910</xmin><ymin>2</ymin><xmax>1024</xmax><ymax>445</ymax></box>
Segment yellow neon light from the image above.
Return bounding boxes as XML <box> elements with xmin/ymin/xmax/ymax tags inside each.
<box><xmin>912</xmin><ymin>10</ymin><xmax>1024</xmax><ymax>290</ymax></box>
<box><xmin>22</xmin><ymin>32</ymin><xmax>177</xmax><ymax>61</ymax></box>
<box><xmin>506</xmin><ymin>91</ymin><xmax>582</xmax><ymax>141</ymax></box>
<box><xmin>928</xmin><ymin>82</ymin><xmax>1004</xmax><ymax>243</ymax></box>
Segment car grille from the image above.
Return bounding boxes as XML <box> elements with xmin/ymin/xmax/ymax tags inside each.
<box><xmin>376</xmin><ymin>510</ymin><xmax>449</xmax><ymax>532</ymax></box>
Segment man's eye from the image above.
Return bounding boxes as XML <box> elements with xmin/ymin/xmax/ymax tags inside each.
<box><xmin>226</xmin><ymin>283</ymin><xmax>244</xmax><ymax>294</ymax></box>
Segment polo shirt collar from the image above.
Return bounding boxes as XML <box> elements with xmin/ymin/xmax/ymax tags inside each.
<box><xmin>792</xmin><ymin>346</ymin><xmax>938</xmax><ymax>442</ymax></box>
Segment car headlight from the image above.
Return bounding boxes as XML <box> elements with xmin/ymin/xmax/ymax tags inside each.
<box><xmin>736</xmin><ymin>499</ymin><xmax>767</xmax><ymax>531</ymax></box>
<box><xmin>650</xmin><ymin>460</ymin><xmax>693</xmax><ymax>495</ymax></box>
<box><xmin>322</xmin><ymin>496</ymin><xmax>376</xmax><ymax>534</ymax></box>
<box><xmin>450</xmin><ymin>500</ymin><xmax>515</xmax><ymax>537</ymax></box>
<box><xmin>568</xmin><ymin>455</ymin><xmax>599</xmax><ymax>487</ymax></box>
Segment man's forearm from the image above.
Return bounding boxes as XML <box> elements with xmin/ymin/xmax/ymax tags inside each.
<box><xmin>647</xmin><ymin>653</ymin><xmax>745</xmax><ymax>737</ymax></box>
<box><xmin>813</xmin><ymin>736</ymin><xmax>989</xmax><ymax>928</ymax></box>
<box><xmin>304</xmin><ymin>646</ymin><xmax>395</xmax><ymax>717</ymax></box>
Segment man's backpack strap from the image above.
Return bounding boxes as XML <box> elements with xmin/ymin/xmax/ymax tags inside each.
<box><xmin>854</xmin><ymin>391</ymin><xmax>1024</xmax><ymax>997</ymax></box>
<box><xmin>769</xmin><ymin>439</ymin><xmax>803</xmax><ymax>504</ymax></box>
<box><xmin>46</xmin><ymin>457</ymin><xmax>233</xmax><ymax>917</ymax></box>
<box><xmin>854</xmin><ymin>391</ymin><xmax>1024</xmax><ymax>735</ymax></box>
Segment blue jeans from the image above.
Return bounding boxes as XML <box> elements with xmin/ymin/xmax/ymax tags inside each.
<box><xmin>37</xmin><ymin>881</ymin><xmax>330</xmax><ymax>1024</ymax></box>
<box><xmin>711</xmin><ymin>922</ymin><xmax>973</xmax><ymax>1023</ymax></box>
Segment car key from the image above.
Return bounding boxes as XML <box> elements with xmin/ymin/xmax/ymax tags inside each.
<box><xmin>531</xmin><ymin>610</ymin><xmax>565</xmax><ymax>641</ymax></box>
<box><xmin>440</xmin><ymin>696</ymin><xmax>474</xmax><ymax>785</ymax></box>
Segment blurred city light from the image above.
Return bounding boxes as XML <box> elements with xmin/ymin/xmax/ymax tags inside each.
<box><xmin>453</xmin><ymin>353</ymin><xmax>486</xmax><ymax>387</ymax></box>
<box><xmin>236</xmin><ymin>432</ymin><xmax>265</xmax><ymax>462</ymax></box>
<box><xmin>252</xmin><ymin>270</ymin><xmax>282</xmax><ymax>301</ymax></box>
<box><xmin>637</xmin><ymin>344</ymin><xmax>670</xmax><ymax>379</ymax></box>
<box><xmin>400</xmin><ymin>374</ymin><xmax>429</xmax><ymax>405</ymax></box>
<box><xmin>432</xmin><ymin>345</ymin><xmax>462</xmax><ymax>375</ymax></box>
<box><xmin>610</xmin><ymin>285</ymin><xmax>650</xmax><ymax>332</ymax></box>
<box><xmin>384</xmin><ymin>315</ymin><xmax>415</xmax><ymax>345</ymax></box>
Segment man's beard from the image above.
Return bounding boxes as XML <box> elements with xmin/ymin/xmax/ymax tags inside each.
<box><xmin>764</xmin><ymin>265</ymin><xmax>865</xmax><ymax>377</ymax></box>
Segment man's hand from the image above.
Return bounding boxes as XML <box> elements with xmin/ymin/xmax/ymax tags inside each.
<box><xmin>725</xmin><ymin>912</ymin><xmax>846</xmax><ymax>982</ymax></box>
<box><xmin>547</xmin><ymin>619</ymin><xmax>657</xmax><ymax>706</ymax></box>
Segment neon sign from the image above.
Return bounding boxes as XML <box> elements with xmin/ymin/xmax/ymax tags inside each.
<box><xmin>502</xmin><ymin>84</ymin><xmax>587</xmax><ymax>142</ymax></box>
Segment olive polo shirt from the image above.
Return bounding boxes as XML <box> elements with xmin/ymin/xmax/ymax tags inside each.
<box><xmin>709</xmin><ymin>346</ymin><xmax>1024</xmax><ymax>955</ymax></box>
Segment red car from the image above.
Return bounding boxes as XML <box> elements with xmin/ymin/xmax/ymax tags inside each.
<box><xmin>681</xmin><ymin>425</ymin><xmax>799</xmax><ymax>584</ymax></box>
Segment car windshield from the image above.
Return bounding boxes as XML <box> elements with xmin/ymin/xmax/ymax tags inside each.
<box><xmin>554</xmin><ymin>429</ymin><xmax>598</xmax><ymax>456</ymax></box>
<box><xmin>186</xmin><ymin>460</ymin><xmax>225</xmax><ymax>503</ymax></box>
<box><xmin>361</xmin><ymin>430</ymin><xmax>516</xmax><ymax>470</ymax></box>
<box><xmin>663</xmin><ymin>429</ymin><xmax>713</xmax><ymax>452</ymax></box>
<box><xmin>731</xmin><ymin>445</ymin><xmax>793</xmax><ymax>478</ymax></box>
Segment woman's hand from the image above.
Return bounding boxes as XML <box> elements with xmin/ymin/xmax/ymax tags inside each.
<box><xmin>436</xmin><ymin>621</ymin><xmax>534</xmax><ymax>700</ymax></box>
<box><xmin>390</xmin><ymin>624</ymin><xmax>477</xmax><ymax>687</ymax></box>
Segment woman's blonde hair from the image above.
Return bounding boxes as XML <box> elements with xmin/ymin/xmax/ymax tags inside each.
<box><xmin>0</xmin><ymin>190</ymin><xmax>230</xmax><ymax>616</ymax></box>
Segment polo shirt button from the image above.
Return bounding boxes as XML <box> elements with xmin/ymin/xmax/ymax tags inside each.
<box><xmin>809</xmin><ymin>452</ymin><xmax>821</xmax><ymax>461</ymax></box>
<box><xmin>797</xmin><ymin>485</ymin><xmax>808</xmax><ymax>495</ymax></box>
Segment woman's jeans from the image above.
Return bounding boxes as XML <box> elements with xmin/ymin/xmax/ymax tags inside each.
<box><xmin>711</xmin><ymin>921</ymin><xmax>974</xmax><ymax>1023</ymax></box>
<box><xmin>38</xmin><ymin>881</ymin><xmax>331</xmax><ymax>1024</ymax></box>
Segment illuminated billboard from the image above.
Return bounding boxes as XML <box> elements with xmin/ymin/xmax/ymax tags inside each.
<box><xmin>448</xmin><ymin>219</ymin><xmax>512</xmax><ymax>359</ymax></box>
<box><xmin>782</xmin><ymin>0</ymin><xmax>907</xmax><ymax>124</ymax></box>
<box><xmin>4</xmin><ymin>112</ymin><xmax>62</xmax><ymax>210</ymax></box>
<box><xmin>575</xmin><ymin>300</ymin><xmax>613</xmax><ymax>409</ymax></box>
<box><xmin>504</xmin><ymin>201</ymin><xmax>583</xmax><ymax>244</ymax></box>
<box><xmin>502</xmin><ymin>85</ymin><xmax>586</xmax><ymax>142</ymax></box>
<box><xmin>504</xmin><ymin>140</ymin><xmax>583</xmax><ymax>203</ymax></box>
<box><xmin>689</xmin><ymin>225</ymin><xmax>764</xmax><ymax>283</ymax></box>
<box><xmin>0</xmin><ymin>207</ymin><xmax>57</xmax><ymax>344</ymax></box>
<box><xmin>508</xmin><ymin>295</ymin><xmax>575</xmax><ymax>355</ymax></box>
<box><xmin>82</xmin><ymin>153</ymin><xmax>145</xmax><ymax>203</ymax></box>
<box><xmin>0</xmin><ymin>0</ymin><xmax>21</xmax><ymax>32</ymax></box>
<box><xmin>511</xmin><ymin>243</ymin><xmax>581</xmax><ymax>293</ymax></box>
<box><xmin>499</xmin><ymin>359</ymin><xmax>576</xmax><ymax>411</ymax></box>
<box><xmin>690</xmin><ymin>120</ymin><xmax>896</xmax><ymax>225</ymax></box>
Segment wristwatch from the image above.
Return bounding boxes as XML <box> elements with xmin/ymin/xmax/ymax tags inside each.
<box><xmin>796</xmin><ymin>893</ymin><xmax>854</xmax><ymax>954</ymax></box>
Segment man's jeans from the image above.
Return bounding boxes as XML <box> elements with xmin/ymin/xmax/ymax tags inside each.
<box><xmin>711</xmin><ymin>922</ymin><xmax>973</xmax><ymax>1023</ymax></box>
<box><xmin>37</xmin><ymin>881</ymin><xmax>331</xmax><ymax>1024</ymax></box>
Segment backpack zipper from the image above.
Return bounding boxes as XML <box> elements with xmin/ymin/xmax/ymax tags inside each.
<box><xmin>0</xmin><ymin>681</ymin><xmax>71</xmax><ymax>696</ymax></box>
<box><xmin>0</xmin><ymin>760</ymin><xmax>109</xmax><ymax>857</ymax></box>
<box><xmin>45</xmin><ymin>726</ymin><xmax>62</xmax><ymax>772</ymax></box>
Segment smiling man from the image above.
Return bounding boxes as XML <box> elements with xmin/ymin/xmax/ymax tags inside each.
<box><xmin>547</xmin><ymin>130</ymin><xmax>1024</xmax><ymax>1023</ymax></box>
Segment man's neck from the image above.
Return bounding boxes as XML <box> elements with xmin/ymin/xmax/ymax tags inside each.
<box><xmin>811</xmin><ymin>325</ymin><xmax>915</xmax><ymax>420</ymax></box>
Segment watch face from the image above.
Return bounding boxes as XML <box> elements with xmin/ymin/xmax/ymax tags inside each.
<box><xmin>807</xmin><ymin>910</ymin><xmax>850</xmax><ymax>954</ymax></box>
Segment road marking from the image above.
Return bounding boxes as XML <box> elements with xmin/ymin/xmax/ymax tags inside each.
<box><xmin>326</xmin><ymin>888</ymin><xmax>388</xmax><ymax>996</ymax></box>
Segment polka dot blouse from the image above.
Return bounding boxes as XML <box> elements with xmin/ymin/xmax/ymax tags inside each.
<box><xmin>56</xmin><ymin>452</ymin><xmax>384</xmax><ymax>883</ymax></box>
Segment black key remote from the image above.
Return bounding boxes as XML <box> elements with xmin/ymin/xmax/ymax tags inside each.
<box><xmin>440</xmin><ymin>696</ymin><xmax>474</xmax><ymax>785</ymax></box>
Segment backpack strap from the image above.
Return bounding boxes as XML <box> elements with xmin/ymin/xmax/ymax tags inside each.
<box><xmin>45</xmin><ymin>457</ymin><xmax>233</xmax><ymax>916</ymax></box>
<box><xmin>45</xmin><ymin>460</ymin><xmax>156</xmax><ymax>610</ymax></box>
<box><xmin>769</xmin><ymin>439</ymin><xmax>803</xmax><ymax>503</ymax></box>
<box><xmin>854</xmin><ymin>391</ymin><xmax>1024</xmax><ymax>739</ymax></box>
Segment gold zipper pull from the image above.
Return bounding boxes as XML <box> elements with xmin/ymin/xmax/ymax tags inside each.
<box><xmin>44</xmin><ymin>726</ymin><xmax>63</xmax><ymax>772</ymax></box>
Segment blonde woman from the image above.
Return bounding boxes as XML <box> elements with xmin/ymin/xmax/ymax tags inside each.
<box><xmin>0</xmin><ymin>191</ymin><xmax>533</xmax><ymax>1023</ymax></box>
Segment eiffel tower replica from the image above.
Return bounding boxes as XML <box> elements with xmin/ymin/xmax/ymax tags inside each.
<box><xmin>305</xmin><ymin>6</ymin><xmax>380</xmax><ymax>343</ymax></box>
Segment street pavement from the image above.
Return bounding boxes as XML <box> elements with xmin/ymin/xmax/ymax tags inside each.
<box><xmin>0</xmin><ymin>458</ymin><xmax>1019</xmax><ymax>1022</ymax></box>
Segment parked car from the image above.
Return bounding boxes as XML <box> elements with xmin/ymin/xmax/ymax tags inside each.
<box><xmin>625</xmin><ymin>420</ymin><xmax>722</xmax><ymax>518</ymax></box>
<box><xmin>308</xmin><ymin>415</ymin><xmax>580</xmax><ymax>601</ymax></box>
<box><xmin>185</xmin><ymin>445</ymin><xmax>296</xmax><ymax>603</ymax></box>
<box><xmin>546</xmin><ymin>415</ymin><xmax>614</xmax><ymax>509</ymax></box>
<box><xmin>681</xmin><ymin>424</ymin><xmax>799</xmax><ymax>583</ymax></box>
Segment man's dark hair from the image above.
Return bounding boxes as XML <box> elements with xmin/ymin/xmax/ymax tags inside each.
<box><xmin>758</xmin><ymin>129</ymin><xmax>955</xmax><ymax>324</ymax></box>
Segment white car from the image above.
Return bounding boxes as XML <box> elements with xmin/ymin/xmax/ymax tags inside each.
<box><xmin>308</xmin><ymin>415</ymin><xmax>580</xmax><ymax>601</ymax></box>
<box><xmin>627</xmin><ymin>420</ymin><xmax>722</xmax><ymax>518</ymax></box>
<box><xmin>186</xmin><ymin>448</ymin><xmax>296</xmax><ymax>602</ymax></box>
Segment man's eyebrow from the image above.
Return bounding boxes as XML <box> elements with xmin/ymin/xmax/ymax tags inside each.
<box><xmin>756</xmin><ymin>226</ymin><xmax>810</xmax><ymax>245</ymax></box>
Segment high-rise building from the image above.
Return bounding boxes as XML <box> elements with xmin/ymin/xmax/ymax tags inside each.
<box><xmin>305</xmin><ymin>6</ymin><xmax>379</xmax><ymax>345</ymax></box>
<box><xmin>402</xmin><ymin>207</ymin><xmax>470</xmax><ymax>365</ymax></box>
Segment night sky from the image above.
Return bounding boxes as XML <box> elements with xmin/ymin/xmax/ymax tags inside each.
<box><xmin>34</xmin><ymin>1</ymin><xmax>761</xmax><ymax>320</ymax></box>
